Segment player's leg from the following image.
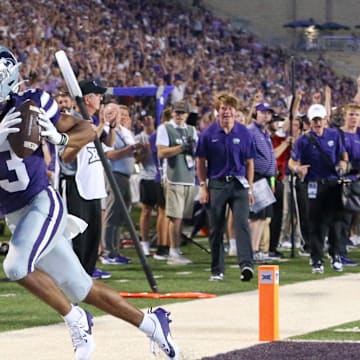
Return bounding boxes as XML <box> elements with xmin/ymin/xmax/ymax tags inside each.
<box><xmin>3</xmin><ymin>187</ymin><xmax>95</xmax><ymax>359</ymax></box>
<box><xmin>39</xmin><ymin>227</ymin><xmax>179</xmax><ymax>359</ymax></box>
<box><xmin>17</xmin><ymin>269</ymin><xmax>71</xmax><ymax>315</ymax></box>
<box><xmin>84</xmin><ymin>281</ymin><xmax>179</xmax><ymax>359</ymax></box>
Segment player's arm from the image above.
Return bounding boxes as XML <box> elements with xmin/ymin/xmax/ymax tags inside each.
<box><xmin>56</xmin><ymin>114</ymin><xmax>97</xmax><ymax>162</ymax></box>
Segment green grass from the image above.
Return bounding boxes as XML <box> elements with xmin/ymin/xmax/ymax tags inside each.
<box><xmin>292</xmin><ymin>320</ymin><xmax>360</xmax><ymax>341</ymax></box>
<box><xmin>1</xmin><ymin>219</ymin><xmax>360</xmax><ymax>341</ymax></box>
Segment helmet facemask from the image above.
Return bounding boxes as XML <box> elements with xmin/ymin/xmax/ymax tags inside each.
<box><xmin>0</xmin><ymin>47</ymin><xmax>21</xmax><ymax>103</ymax></box>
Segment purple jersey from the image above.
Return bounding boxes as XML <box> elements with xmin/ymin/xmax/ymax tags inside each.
<box><xmin>0</xmin><ymin>89</ymin><xmax>61</xmax><ymax>214</ymax></box>
<box><xmin>196</xmin><ymin>121</ymin><xmax>255</xmax><ymax>179</ymax></box>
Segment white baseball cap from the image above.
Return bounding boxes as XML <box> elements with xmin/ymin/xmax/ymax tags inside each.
<box><xmin>307</xmin><ymin>104</ymin><xmax>327</xmax><ymax>120</ymax></box>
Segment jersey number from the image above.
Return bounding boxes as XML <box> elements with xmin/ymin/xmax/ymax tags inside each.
<box><xmin>0</xmin><ymin>150</ymin><xmax>30</xmax><ymax>192</ymax></box>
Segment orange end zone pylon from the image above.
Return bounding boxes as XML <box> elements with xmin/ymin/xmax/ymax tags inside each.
<box><xmin>119</xmin><ymin>292</ymin><xmax>216</xmax><ymax>299</ymax></box>
<box><xmin>258</xmin><ymin>265</ymin><xmax>279</xmax><ymax>341</ymax></box>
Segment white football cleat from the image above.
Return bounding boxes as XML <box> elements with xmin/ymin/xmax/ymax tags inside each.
<box><xmin>66</xmin><ymin>306</ymin><xmax>95</xmax><ymax>360</ymax></box>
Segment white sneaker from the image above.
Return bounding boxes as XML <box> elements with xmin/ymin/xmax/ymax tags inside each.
<box><xmin>66</xmin><ymin>306</ymin><xmax>95</xmax><ymax>360</ymax></box>
<box><xmin>279</xmin><ymin>241</ymin><xmax>292</xmax><ymax>249</ymax></box>
<box><xmin>141</xmin><ymin>241</ymin><xmax>151</xmax><ymax>256</ymax></box>
<box><xmin>209</xmin><ymin>273</ymin><xmax>224</xmax><ymax>281</ymax></box>
<box><xmin>228</xmin><ymin>247</ymin><xmax>237</xmax><ymax>256</ymax></box>
<box><xmin>331</xmin><ymin>255</ymin><xmax>343</xmax><ymax>272</ymax></box>
<box><xmin>167</xmin><ymin>254</ymin><xmax>192</xmax><ymax>265</ymax></box>
<box><xmin>350</xmin><ymin>234</ymin><xmax>360</xmax><ymax>245</ymax></box>
<box><xmin>147</xmin><ymin>308</ymin><xmax>179</xmax><ymax>359</ymax></box>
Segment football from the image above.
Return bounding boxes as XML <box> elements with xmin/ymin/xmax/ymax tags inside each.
<box><xmin>7</xmin><ymin>99</ymin><xmax>42</xmax><ymax>159</ymax></box>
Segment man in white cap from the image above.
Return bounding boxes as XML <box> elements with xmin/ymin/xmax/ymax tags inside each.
<box><xmin>289</xmin><ymin>104</ymin><xmax>348</xmax><ymax>274</ymax></box>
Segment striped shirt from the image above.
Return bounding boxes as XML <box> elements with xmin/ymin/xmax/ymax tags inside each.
<box><xmin>247</xmin><ymin>122</ymin><xmax>276</xmax><ymax>176</ymax></box>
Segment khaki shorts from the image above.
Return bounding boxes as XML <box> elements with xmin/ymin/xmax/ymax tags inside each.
<box><xmin>165</xmin><ymin>183</ymin><xmax>196</xmax><ymax>219</ymax></box>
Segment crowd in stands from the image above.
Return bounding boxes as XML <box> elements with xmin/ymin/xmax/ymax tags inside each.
<box><xmin>0</xmin><ymin>0</ymin><xmax>357</xmax><ymax>122</ymax></box>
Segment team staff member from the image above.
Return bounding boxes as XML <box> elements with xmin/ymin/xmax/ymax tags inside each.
<box><xmin>289</xmin><ymin>104</ymin><xmax>348</xmax><ymax>274</ymax></box>
<box><xmin>247</xmin><ymin>103</ymin><xmax>277</xmax><ymax>261</ymax></box>
<box><xmin>196</xmin><ymin>93</ymin><xmax>255</xmax><ymax>282</ymax></box>
<box><xmin>59</xmin><ymin>79</ymin><xmax>114</xmax><ymax>280</ymax></box>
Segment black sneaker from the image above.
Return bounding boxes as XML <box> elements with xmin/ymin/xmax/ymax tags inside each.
<box><xmin>241</xmin><ymin>266</ymin><xmax>254</xmax><ymax>282</ymax></box>
<box><xmin>269</xmin><ymin>250</ymin><xmax>285</xmax><ymax>259</ymax></box>
<box><xmin>312</xmin><ymin>260</ymin><xmax>324</xmax><ymax>274</ymax></box>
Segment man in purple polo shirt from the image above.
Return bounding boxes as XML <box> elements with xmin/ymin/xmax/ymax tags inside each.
<box><xmin>196</xmin><ymin>93</ymin><xmax>255</xmax><ymax>282</ymax></box>
<box><xmin>289</xmin><ymin>104</ymin><xmax>348</xmax><ymax>274</ymax></box>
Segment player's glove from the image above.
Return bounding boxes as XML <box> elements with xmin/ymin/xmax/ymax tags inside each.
<box><xmin>0</xmin><ymin>108</ymin><xmax>21</xmax><ymax>146</ymax></box>
<box><xmin>38</xmin><ymin>109</ymin><xmax>68</xmax><ymax>146</ymax></box>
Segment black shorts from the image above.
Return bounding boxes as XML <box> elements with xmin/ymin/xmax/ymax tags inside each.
<box><xmin>249</xmin><ymin>173</ymin><xmax>274</xmax><ymax>220</ymax></box>
<box><xmin>140</xmin><ymin>179</ymin><xmax>165</xmax><ymax>208</ymax></box>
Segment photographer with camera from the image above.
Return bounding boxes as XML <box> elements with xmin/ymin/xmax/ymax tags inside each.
<box><xmin>156</xmin><ymin>101</ymin><xmax>198</xmax><ymax>265</ymax></box>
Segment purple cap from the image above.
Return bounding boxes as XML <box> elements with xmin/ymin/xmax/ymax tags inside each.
<box><xmin>255</xmin><ymin>103</ymin><xmax>274</xmax><ymax>112</ymax></box>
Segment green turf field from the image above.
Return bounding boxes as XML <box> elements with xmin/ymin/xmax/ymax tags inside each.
<box><xmin>1</xmin><ymin>218</ymin><xmax>360</xmax><ymax>341</ymax></box>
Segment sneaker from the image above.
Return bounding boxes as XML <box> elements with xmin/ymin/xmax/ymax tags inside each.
<box><xmin>240</xmin><ymin>266</ymin><xmax>254</xmax><ymax>282</ymax></box>
<box><xmin>92</xmin><ymin>268</ymin><xmax>112</xmax><ymax>280</ymax></box>
<box><xmin>253</xmin><ymin>252</ymin><xmax>273</xmax><ymax>263</ymax></box>
<box><xmin>153</xmin><ymin>252</ymin><xmax>169</xmax><ymax>261</ymax></box>
<box><xmin>350</xmin><ymin>234</ymin><xmax>360</xmax><ymax>245</ymax></box>
<box><xmin>298</xmin><ymin>247</ymin><xmax>311</xmax><ymax>257</ymax></box>
<box><xmin>101</xmin><ymin>255</ymin><xmax>132</xmax><ymax>265</ymax></box>
<box><xmin>209</xmin><ymin>273</ymin><xmax>224</xmax><ymax>281</ymax></box>
<box><xmin>312</xmin><ymin>260</ymin><xmax>324</xmax><ymax>274</ymax></box>
<box><xmin>331</xmin><ymin>255</ymin><xmax>343</xmax><ymax>272</ymax></box>
<box><xmin>228</xmin><ymin>247</ymin><xmax>237</xmax><ymax>256</ymax></box>
<box><xmin>268</xmin><ymin>250</ymin><xmax>285</xmax><ymax>259</ymax></box>
<box><xmin>167</xmin><ymin>254</ymin><xmax>192</xmax><ymax>265</ymax></box>
<box><xmin>66</xmin><ymin>306</ymin><xmax>95</xmax><ymax>360</ymax></box>
<box><xmin>340</xmin><ymin>255</ymin><xmax>358</xmax><ymax>267</ymax></box>
<box><xmin>279</xmin><ymin>241</ymin><xmax>292</xmax><ymax>249</ymax></box>
<box><xmin>141</xmin><ymin>241</ymin><xmax>151</xmax><ymax>257</ymax></box>
<box><xmin>147</xmin><ymin>308</ymin><xmax>179</xmax><ymax>359</ymax></box>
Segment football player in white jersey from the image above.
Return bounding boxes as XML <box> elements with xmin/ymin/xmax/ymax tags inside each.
<box><xmin>0</xmin><ymin>47</ymin><xmax>179</xmax><ymax>360</ymax></box>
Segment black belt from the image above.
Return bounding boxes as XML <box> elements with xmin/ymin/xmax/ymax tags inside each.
<box><xmin>215</xmin><ymin>176</ymin><xmax>235</xmax><ymax>182</ymax></box>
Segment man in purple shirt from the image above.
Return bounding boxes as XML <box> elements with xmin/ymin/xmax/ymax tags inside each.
<box><xmin>196</xmin><ymin>93</ymin><xmax>255</xmax><ymax>282</ymax></box>
<box><xmin>0</xmin><ymin>47</ymin><xmax>178</xmax><ymax>360</ymax></box>
<box><xmin>289</xmin><ymin>104</ymin><xmax>348</xmax><ymax>274</ymax></box>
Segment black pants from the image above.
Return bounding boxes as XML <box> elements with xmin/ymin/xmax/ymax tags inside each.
<box><xmin>208</xmin><ymin>179</ymin><xmax>253</xmax><ymax>275</ymax></box>
<box><xmin>331</xmin><ymin>210</ymin><xmax>353</xmax><ymax>256</ymax></box>
<box><xmin>296</xmin><ymin>179</ymin><xmax>310</xmax><ymax>250</ymax></box>
<box><xmin>307</xmin><ymin>181</ymin><xmax>342</xmax><ymax>262</ymax></box>
<box><xmin>61</xmin><ymin>176</ymin><xmax>102</xmax><ymax>275</ymax></box>
<box><xmin>270</xmin><ymin>179</ymin><xmax>283</xmax><ymax>252</ymax></box>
